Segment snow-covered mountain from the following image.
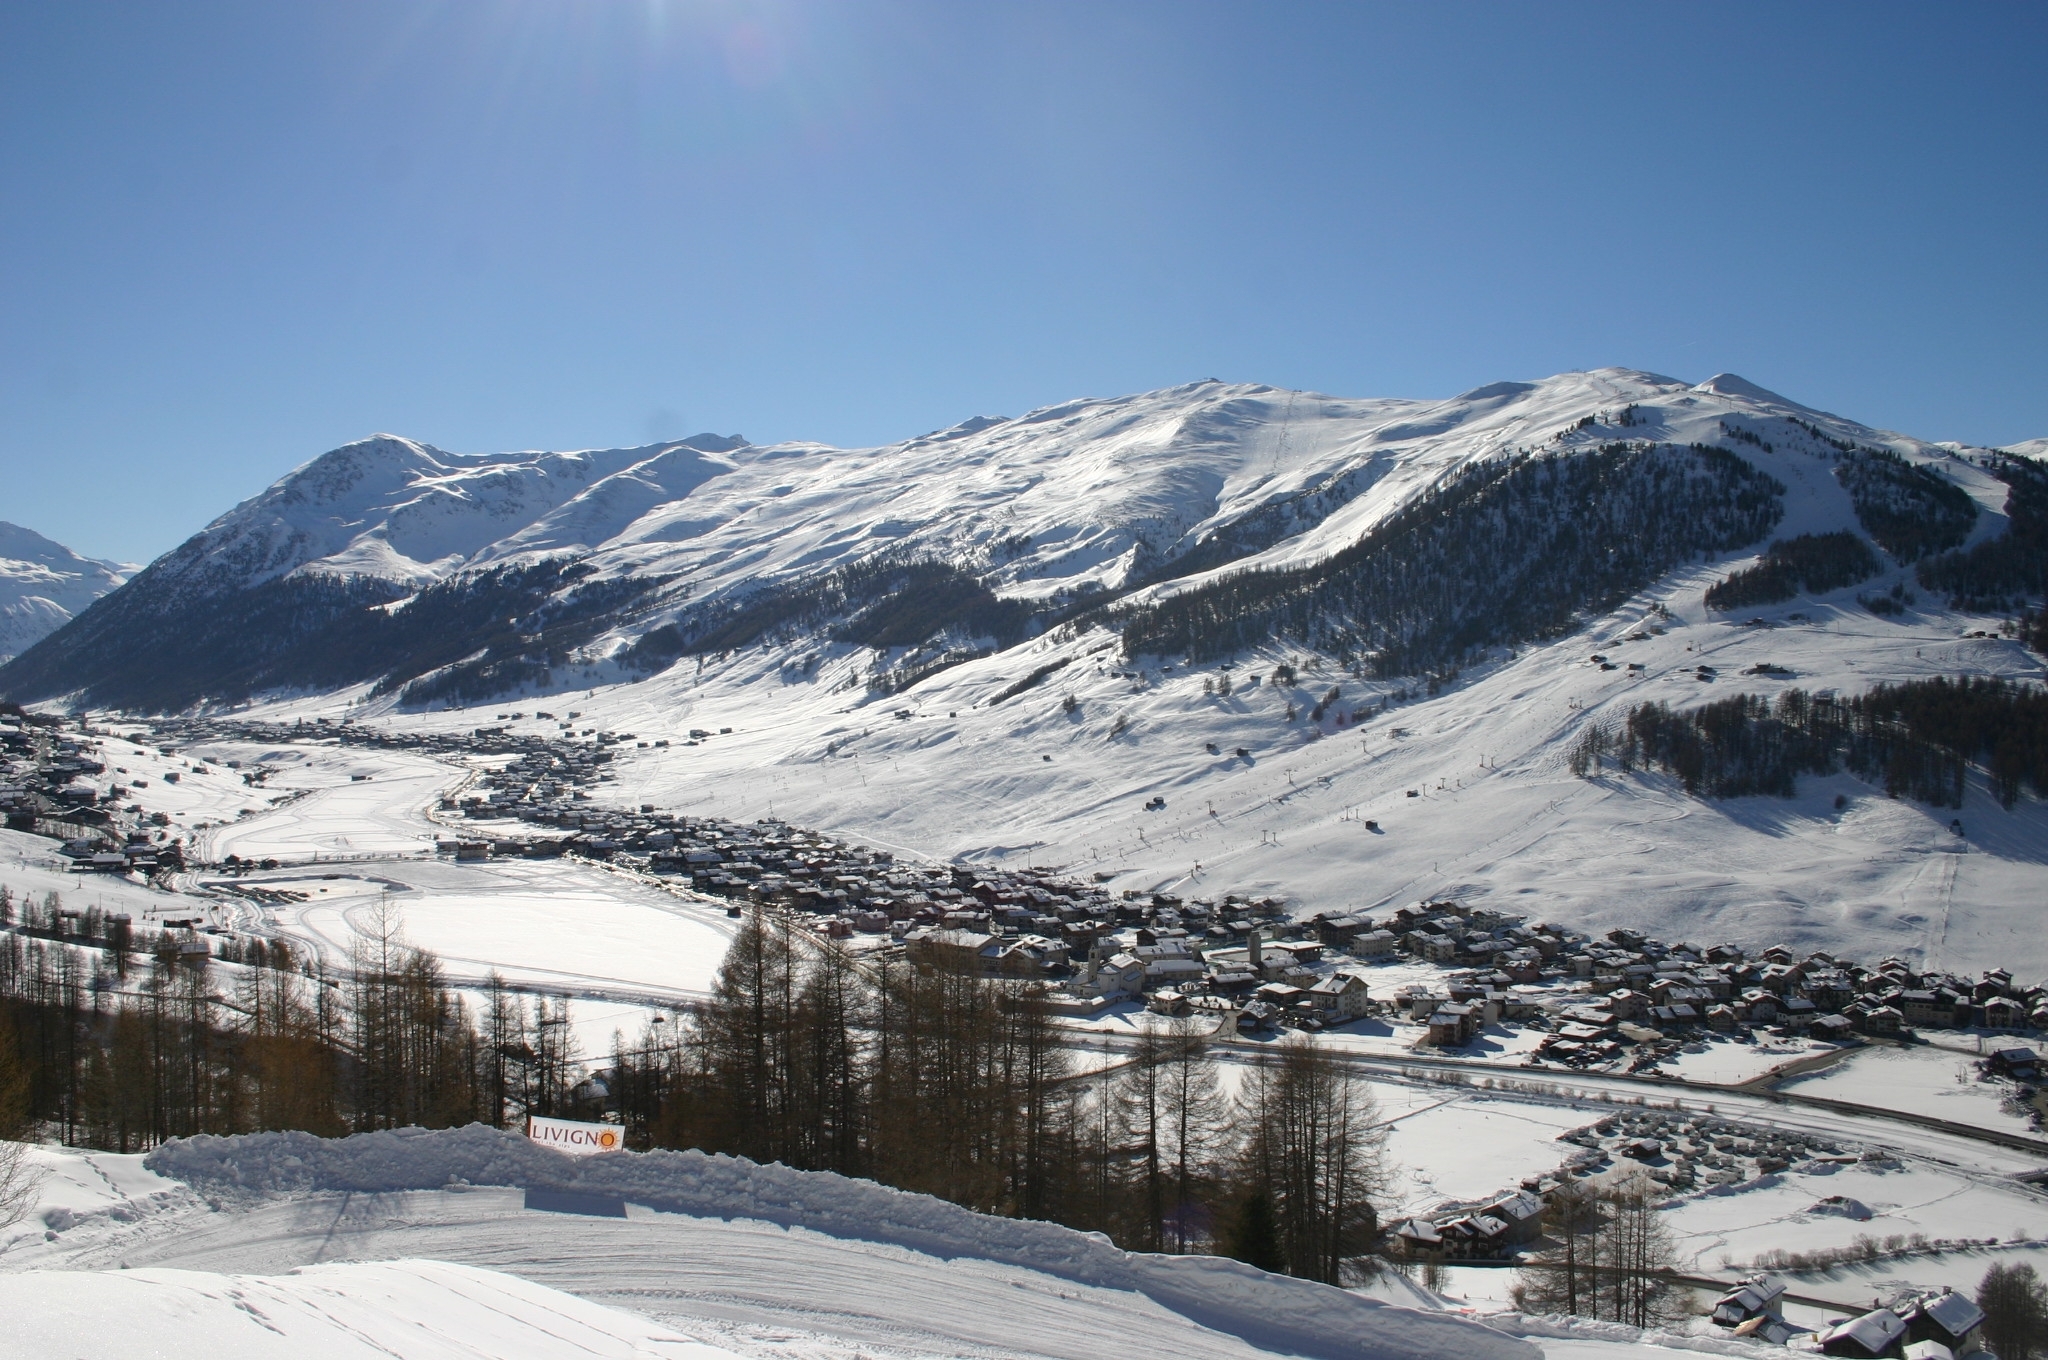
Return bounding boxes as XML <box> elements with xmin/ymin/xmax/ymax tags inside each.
<box><xmin>2</xmin><ymin>366</ymin><xmax>2031</xmax><ymax>714</ymax></box>
<box><xmin>7</xmin><ymin>364</ymin><xmax>2048</xmax><ymax>967</ymax></box>
<box><xmin>0</xmin><ymin>522</ymin><xmax>133</xmax><ymax>665</ymax></box>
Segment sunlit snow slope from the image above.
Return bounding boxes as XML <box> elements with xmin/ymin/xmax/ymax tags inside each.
<box><xmin>0</xmin><ymin>522</ymin><xmax>132</xmax><ymax>664</ymax></box>
<box><xmin>3</xmin><ymin>1128</ymin><xmax>1551</xmax><ymax>1360</ymax></box>
<box><xmin>12</xmin><ymin>366</ymin><xmax>2048</xmax><ymax>973</ymax></box>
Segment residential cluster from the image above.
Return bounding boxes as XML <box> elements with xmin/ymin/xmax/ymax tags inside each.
<box><xmin>1709</xmin><ymin>1275</ymin><xmax>1986</xmax><ymax>1357</ymax></box>
<box><xmin>0</xmin><ymin>703</ymin><xmax>188</xmax><ymax>874</ymax></box>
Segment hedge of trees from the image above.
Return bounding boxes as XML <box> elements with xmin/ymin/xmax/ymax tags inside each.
<box><xmin>1703</xmin><ymin>531</ymin><xmax>1879</xmax><ymax>611</ymax></box>
<box><xmin>1512</xmin><ymin>1175</ymin><xmax>1682</xmax><ymax>1328</ymax></box>
<box><xmin>0</xmin><ymin>892</ymin><xmax>566</xmax><ymax>1151</ymax></box>
<box><xmin>0</xmin><ymin>893</ymin><xmax>1393</xmax><ymax>1282</ymax></box>
<box><xmin>1116</xmin><ymin>442</ymin><xmax>1784</xmax><ymax>676</ymax></box>
<box><xmin>610</xmin><ymin>908</ymin><xmax>1389</xmax><ymax>1278</ymax></box>
<box><xmin>1570</xmin><ymin>677</ymin><xmax>2048</xmax><ymax>809</ymax></box>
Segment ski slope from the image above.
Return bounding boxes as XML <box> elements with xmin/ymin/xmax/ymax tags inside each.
<box><xmin>243</xmin><ymin>556</ymin><xmax>2048</xmax><ymax>978</ymax></box>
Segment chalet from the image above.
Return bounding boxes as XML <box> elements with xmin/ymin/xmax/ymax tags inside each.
<box><xmin>1069</xmin><ymin>951</ymin><xmax>1146</xmax><ymax>1001</ymax></box>
<box><xmin>908</xmin><ymin>928</ymin><xmax>1000</xmax><ymax>975</ymax></box>
<box><xmin>1236</xmin><ymin>999</ymin><xmax>1279</xmax><ymax>1031</ymax></box>
<box><xmin>1427</xmin><ymin>1003</ymin><xmax>1478</xmax><ymax>1048</ymax></box>
<box><xmin>1710</xmin><ymin>1275</ymin><xmax>1786</xmax><ymax>1329</ymax></box>
<box><xmin>1482</xmin><ymin>1189</ymin><xmax>1544</xmax><ymax>1244</ymax></box>
<box><xmin>1897</xmin><ymin>990</ymin><xmax>1952</xmax><ymax>1029</ymax></box>
<box><xmin>1255</xmin><ymin>982</ymin><xmax>1309</xmax><ymax>1012</ymax></box>
<box><xmin>1349</xmin><ymin>929</ymin><xmax>1398</xmax><ymax>960</ymax></box>
<box><xmin>1313</xmin><ymin>913</ymin><xmax>1371</xmax><ymax>946</ymax></box>
<box><xmin>1134</xmin><ymin>941</ymin><xmax>1204</xmax><ymax>985</ymax></box>
<box><xmin>1433</xmin><ymin>1212</ymin><xmax>1512</xmax><ymax>1259</ymax></box>
<box><xmin>999</xmin><ymin>935</ymin><xmax>1070</xmax><ymax>975</ymax></box>
<box><xmin>1393</xmin><ymin>1217</ymin><xmax>1442</xmax><ymax>1257</ymax></box>
<box><xmin>1779</xmin><ymin>996</ymin><xmax>1820</xmax><ymax>1027</ymax></box>
<box><xmin>1982</xmin><ymin>996</ymin><xmax>2025</xmax><ymax>1030</ymax></box>
<box><xmin>1988</xmin><ymin>1044</ymin><xmax>2040</xmax><ymax>1078</ymax></box>
<box><xmin>1306</xmin><ymin>973</ymin><xmax>1371</xmax><ymax>1022</ymax></box>
<box><xmin>1407</xmin><ymin>931</ymin><xmax>1459</xmax><ymax>963</ymax></box>
<box><xmin>1817</xmin><ymin>1307</ymin><xmax>1906</xmax><ymax>1357</ymax></box>
<box><xmin>1605</xmin><ymin>989</ymin><xmax>1646</xmax><ymax>1021</ymax></box>
<box><xmin>1810</xmin><ymin>1014</ymin><xmax>1855</xmax><ymax>1041</ymax></box>
<box><xmin>1897</xmin><ymin>1290</ymin><xmax>1984</xmax><ymax>1358</ymax></box>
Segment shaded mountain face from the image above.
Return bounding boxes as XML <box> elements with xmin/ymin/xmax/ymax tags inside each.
<box><xmin>0</xmin><ymin>522</ymin><xmax>134</xmax><ymax>665</ymax></box>
<box><xmin>0</xmin><ymin>369</ymin><xmax>2032</xmax><ymax>712</ymax></box>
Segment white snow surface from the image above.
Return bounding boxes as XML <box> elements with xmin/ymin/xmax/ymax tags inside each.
<box><xmin>0</xmin><ymin>521</ymin><xmax>133</xmax><ymax>663</ymax></box>
<box><xmin>147</xmin><ymin>367</ymin><xmax>2010</xmax><ymax>612</ymax></box>
<box><xmin>171</xmin><ymin>366</ymin><xmax>2048</xmax><ymax>977</ymax></box>
<box><xmin>0</xmin><ymin>1259</ymin><xmax>736</xmax><ymax>1359</ymax></box>
<box><xmin>135</xmin><ymin>1124</ymin><xmax>1535</xmax><ymax>1360</ymax></box>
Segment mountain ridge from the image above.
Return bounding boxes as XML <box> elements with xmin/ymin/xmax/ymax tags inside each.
<box><xmin>0</xmin><ymin>367</ymin><xmax>2035</xmax><ymax>713</ymax></box>
<box><xmin>0</xmin><ymin>522</ymin><xmax>135</xmax><ymax>666</ymax></box>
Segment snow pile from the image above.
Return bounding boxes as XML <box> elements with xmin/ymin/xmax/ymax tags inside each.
<box><xmin>149</xmin><ymin>1124</ymin><xmax>1535</xmax><ymax>1360</ymax></box>
<box><xmin>0</xmin><ymin>1257</ymin><xmax>740</xmax><ymax>1359</ymax></box>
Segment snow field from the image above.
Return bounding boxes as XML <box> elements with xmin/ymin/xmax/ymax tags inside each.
<box><xmin>193</xmin><ymin>742</ymin><xmax>457</xmax><ymax>862</ymax></box>
<box><xmin>1779</xmin><ymin>1042</ymin><xmax>2042</xmax><ymax>1137</ymax></box>
<box><xmin>110</xmin><ymin>1125</ymin><xmax>1539</xmax><ymax>1360</ymax></box>
<box><xmin>0</xmin><ymin>1130</ymin><xmax>1797</xmax><ymax>1360</ymax></box>
<box><xmin>1660</xmin><ymin>1158</ymin><xmax>2048</xmax><ymax>1273</ymax></box>
<box><xmin>0</xmin><ymin>1258</ymin><xmax>743</xmax><ymax>1360</ymax></box>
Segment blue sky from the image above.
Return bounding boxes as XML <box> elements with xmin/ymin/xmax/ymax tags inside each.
<box><xmin>3</xmin><ymin>1</ymin><xmax>2044</xmax><ymax>562</ymax></box>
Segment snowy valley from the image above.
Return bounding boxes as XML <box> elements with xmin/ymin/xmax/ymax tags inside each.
<box><xmin>5</xmin><ymin>368</ymin><xmax>2048</xmax><ymax>1357</ymax></box>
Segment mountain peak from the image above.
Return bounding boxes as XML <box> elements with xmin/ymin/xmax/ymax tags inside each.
<box><xmin>1692</xmin><ymin>372</ymin><xmax>1796</xmax><ymax>406</ymax></box>
<box><xmin>0</xmin><ymin>522</ymin><xmax>134</xmax><ymax>664</ymax></box>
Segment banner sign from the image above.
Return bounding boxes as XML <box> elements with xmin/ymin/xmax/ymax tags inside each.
<box><xmin>525</xmin><ymin>1114</ymin><xmax>624</xmax><ymax>1157</ymax></box>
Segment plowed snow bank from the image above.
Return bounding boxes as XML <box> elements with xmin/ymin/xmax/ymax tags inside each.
<box><xmin>149</xmin><ymin>1124</ymin><xmax>1533</xmax><ymax>1360</ymax></box>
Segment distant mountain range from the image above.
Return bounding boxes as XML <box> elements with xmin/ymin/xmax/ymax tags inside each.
<box><xmin>0</xmin><ymin>367</ymin><xmax>2040</xmax><ymax>712</ymax></box>
<box><xmin>0</xmin><ymin>522</ymin><xmax>134</xmax><ymax>666</ymax></box>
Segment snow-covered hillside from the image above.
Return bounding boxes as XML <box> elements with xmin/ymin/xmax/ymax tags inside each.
<box><xmin>0</xmin><ymin>522</ymin><xmax>132</xmax><ymax>664</ymax></box>
<box><xmin>71</xmin><ymin>369</ymin><xmax>2022</xmax><ymax>607</ymax></box>
<box><xmin>5</xmin><ymin>365</ymin><xmax>2028</xmax><ymax>713</ymax></box>
<box><xmin>9</xmin><ymin>366</ymin><xmax>2048</xmax><ymax>969</ymax></box>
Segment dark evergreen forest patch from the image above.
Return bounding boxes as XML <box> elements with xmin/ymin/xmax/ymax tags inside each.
<box><xmin>0</xmin><ymin>559</ymin><xmax>667</xmax><ymax>713</ymax></box>
<box><xmin>1571</xmin><ymin>677</ymin><xmax>2048</xmax><ymax>809</ymax></box>
<box><xmin>1116</xmin><ymin>443</ymin><xmax>1784</xmax><ymax>676</ymax></box>
<box><xmin>1703</xmin><ymin>532</ymin><xmax>1880</xmax><ymax>611</ymax></box>
<box><xmin>1918</xmin><ymin>453</ymin><xmax>2048</xmax><ymax>612</ymax></box>
<box><xmin>627</xmin><ymin>556</ymin><xmax>1039</xmax><ymax>687</ymax></box>
<box><xmin>1834</xmin><ymin>448</ymin><xmax>1977</xmax><ymax>562</ymax></box>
